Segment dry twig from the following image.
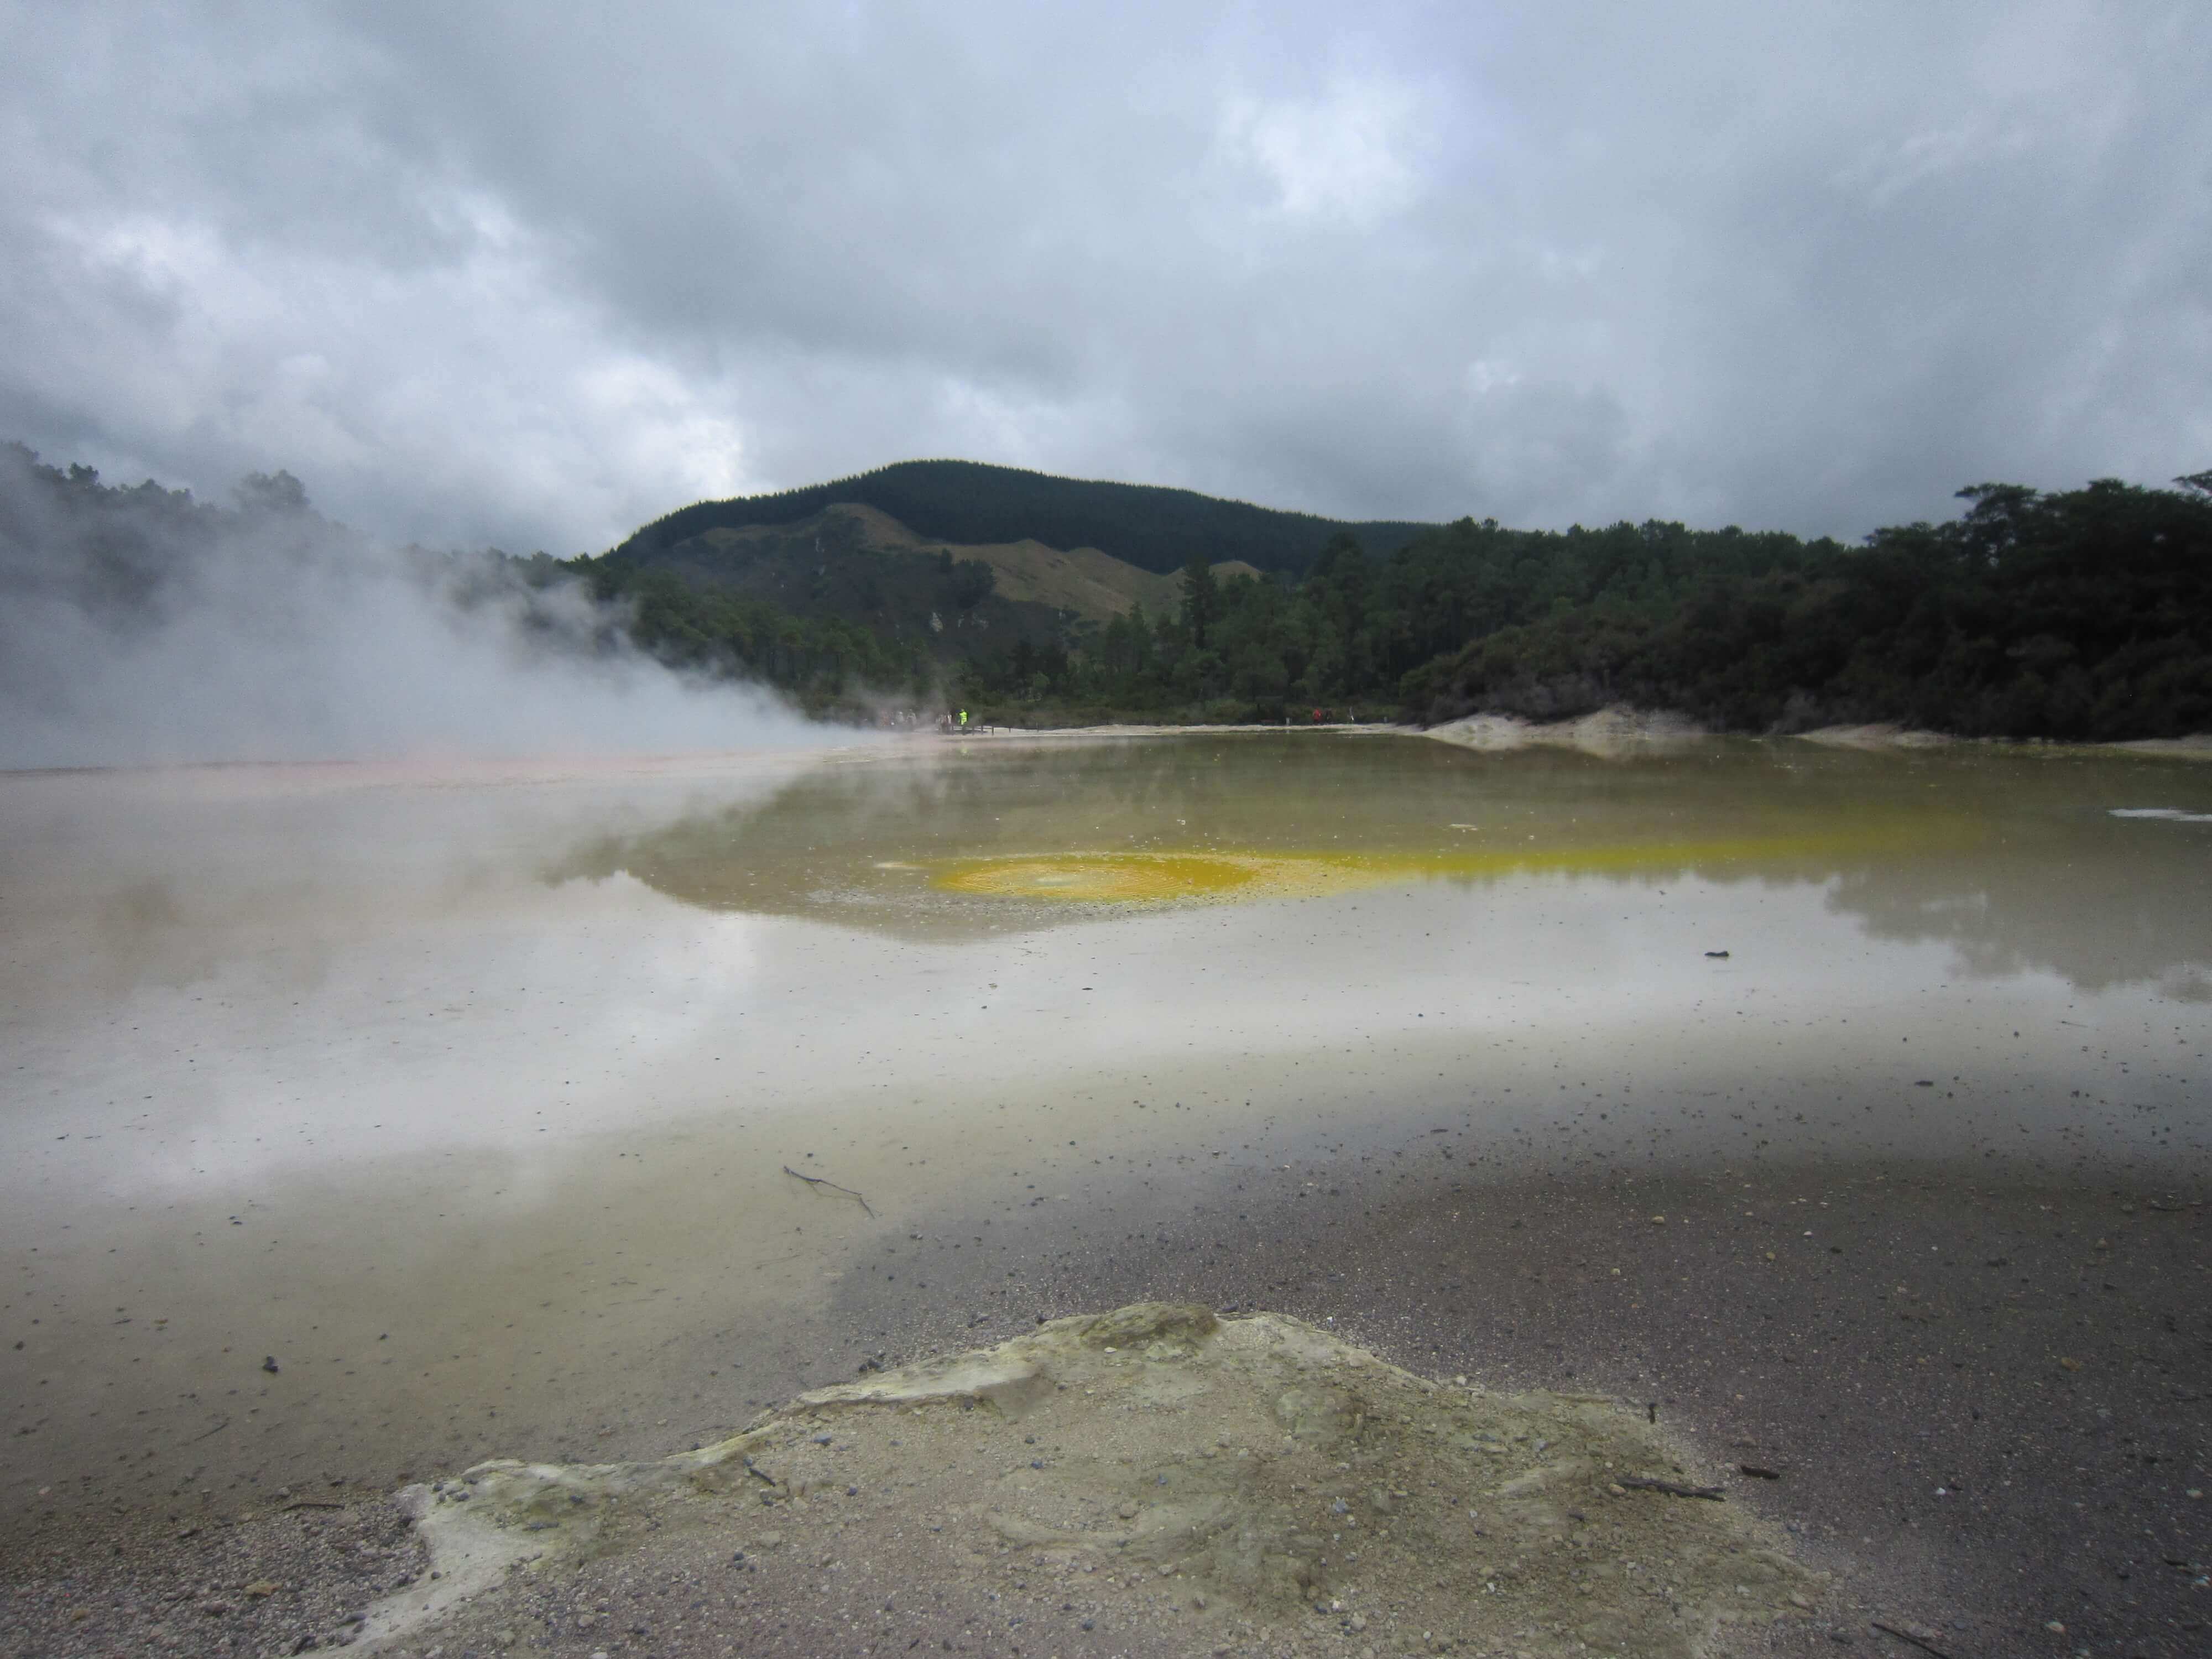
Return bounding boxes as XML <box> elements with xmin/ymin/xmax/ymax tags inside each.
<box><xmin>1871</xmin><ymin>1618</ymin><xmax>1954</xmax><ymax>1657</ymax></box>
<box><xmin>782</xmin><ymin>1165</ymin><xmax>875</xmax><ymax>1217</ymax></box>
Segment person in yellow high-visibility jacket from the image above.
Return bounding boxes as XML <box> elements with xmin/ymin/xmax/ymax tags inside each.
<box><xmin>957</xmin><ymin>709</ymin><xmax>968</xmax><ymax>729</ymax></box>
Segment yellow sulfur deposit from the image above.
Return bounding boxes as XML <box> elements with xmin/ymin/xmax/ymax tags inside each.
<box><xmin>930</xmin><ymin>851</ymin><xmax>1363</xmax><ymax>902</ymax></box>
<box><xmin>927</xmin><ymin>821</ymin><xmax>1958</xmax><ymax>909</ymax></box>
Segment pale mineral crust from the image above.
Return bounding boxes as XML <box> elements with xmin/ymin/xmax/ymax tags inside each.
<box><xmin>367</xmin><ymin>1303</ymin><xmax>1822</xmax><ymax>1658</ymax></box>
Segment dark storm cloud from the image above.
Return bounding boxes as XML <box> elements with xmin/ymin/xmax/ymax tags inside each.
<box><xmin>1</xmin><ymin>1</ymin><xmax>2204</xmax><ymax>552</ymax></box>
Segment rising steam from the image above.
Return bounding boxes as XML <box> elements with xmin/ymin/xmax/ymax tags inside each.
<box><xmin>0</xmin><ymin>444</ymin><xmax>825</xmax><ymax>769</ymax></box>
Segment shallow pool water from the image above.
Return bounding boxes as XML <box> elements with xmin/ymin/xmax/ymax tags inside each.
<box><xmin>3</xmin><ymin>732</ymin><xmax>2208</xmax><ymax>1524</ymax></box>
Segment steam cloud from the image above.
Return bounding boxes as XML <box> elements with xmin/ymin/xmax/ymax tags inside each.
<box><xmin>0</xmin><ymin>444</ymin><xmax>825</xmax><ymax>769</ymax></box>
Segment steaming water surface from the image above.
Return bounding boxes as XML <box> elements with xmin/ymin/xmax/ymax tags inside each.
<box><xmin>4</xmin><ymin>733</ymin><xmax>2210</xmax><ymax>1526</ymax></box>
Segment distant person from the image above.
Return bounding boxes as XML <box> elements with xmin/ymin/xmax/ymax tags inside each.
<box><xmin>958</xmin><ymin>708</ymin><xmax>969</xmax><ymax>729</ymax></box>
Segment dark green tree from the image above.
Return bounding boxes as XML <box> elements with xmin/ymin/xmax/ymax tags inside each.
<box><xmin>1180</xmin><ymin>554</ymin><xmax>1219</xmax><ymax>649</ymax></box>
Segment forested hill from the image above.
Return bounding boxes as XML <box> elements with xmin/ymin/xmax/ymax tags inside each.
<box><xmin>11</xmin><ymin>436</ymin><xmax>2209</xmax><ymax>739</ymax></box>
<box><xmin>1405</xmin><ymin>477</ymin><xmax>2212</xmax><ymax>739</ymax></box>
<box><xmin>611</xmin><ymin>459</ymin><xmax>1435</xmax><ymax>576</ymax></box>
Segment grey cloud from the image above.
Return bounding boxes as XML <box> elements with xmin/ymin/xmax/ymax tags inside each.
<box><xmin>0</xmin><ymin>1</ymin><xmax>2205</xmax><ymax>554</ymax></box>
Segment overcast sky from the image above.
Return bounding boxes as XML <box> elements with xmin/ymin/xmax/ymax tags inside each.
<box><xmin>2</xmin><ymin>1</ymin><xmax>2205</xmax><ymax>554</ymax></box>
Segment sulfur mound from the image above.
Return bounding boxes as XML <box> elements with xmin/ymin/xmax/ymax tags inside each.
<box><xmin>365</xmin><ymin>1305</ymin><xmax>1824</xmax><ymax>1657</ymax></box>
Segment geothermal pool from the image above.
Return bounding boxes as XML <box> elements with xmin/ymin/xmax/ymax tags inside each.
<box><xmin>3</xmin><ymin>732</ymin><xmax>2209</xmax><ymax>1528</ymax></box>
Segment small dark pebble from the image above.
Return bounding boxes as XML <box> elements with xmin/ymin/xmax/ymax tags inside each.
<box><xmin>262</xmin><ymin>1356</ymin><xmax>280</xmax><ymax>1374</ymax></box>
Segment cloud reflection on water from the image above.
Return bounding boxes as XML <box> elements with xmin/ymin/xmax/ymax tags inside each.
<box><xmin>554</xmin><ymin>735</ymin><xmax>2212</xmax><ymax>994</ymax></box>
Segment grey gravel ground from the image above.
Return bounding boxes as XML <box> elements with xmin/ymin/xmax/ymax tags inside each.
<box><xmin>3</xmin><ymin>1148</ymin><xmax>2205</xmax><ymax>1659</ymax></box>
<box><xmin>826</xmin><ymin>1154</ymin><xmax>2210</xmax><ymax>1659</ymax></box>
<box><xmin>2</xmin><ymin>1494</ymin><xmax>422</xmax><ymax>1657</ymax></box>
